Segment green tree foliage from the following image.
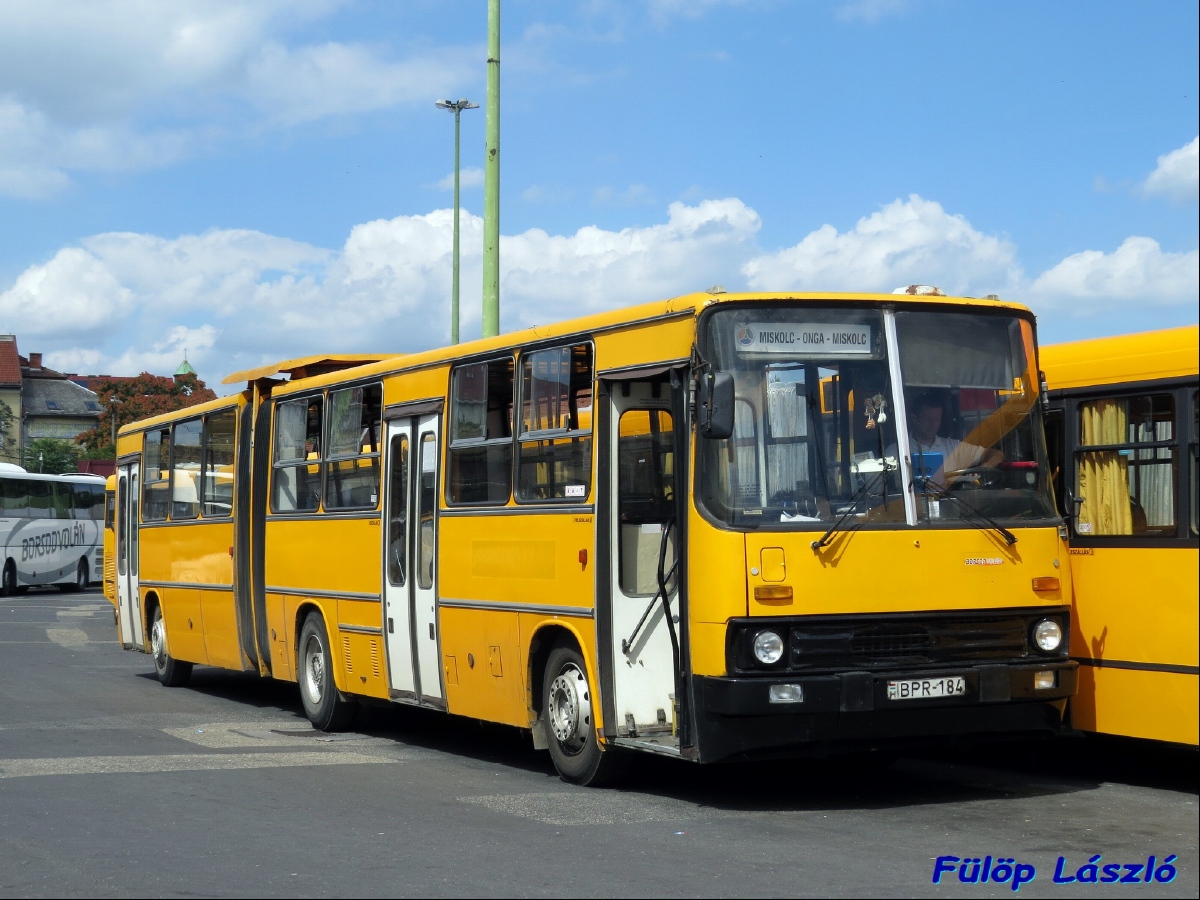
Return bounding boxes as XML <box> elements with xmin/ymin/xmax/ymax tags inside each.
<box><xmin>76</xmin><ymin>373</ymin><xmax>218</xmax><ymax>459</ymax></box>
<box><xmin>0</xmin><ymin>402</ymin><xmax>17</xmax><ymax>463</ymax></box>
<box><xmin>25</xmin><ymin>437</ymin><xmax>82</xmax><ymax>474</ymax></box>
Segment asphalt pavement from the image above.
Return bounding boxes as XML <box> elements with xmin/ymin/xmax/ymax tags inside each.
<box><xmin>1</xmin><ymin>588</ymin><xmax>1195</xmax><ymax>898</ymax></box>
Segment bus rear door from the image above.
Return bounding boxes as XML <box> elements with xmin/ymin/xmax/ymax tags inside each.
<box><xmin>382</xmin><ymin>413</ymin><xmax>444</xmax><ymax>705</ymax></box>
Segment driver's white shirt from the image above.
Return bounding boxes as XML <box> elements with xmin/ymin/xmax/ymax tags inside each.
<box><xmin>886</xmin><ymin>435</ymin><xmax>988</xmax><ymax>471</ymax></box>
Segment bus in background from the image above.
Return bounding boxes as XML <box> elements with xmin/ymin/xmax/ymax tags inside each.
<box><xmin>113</xmin><ymin>293</ymin><xmax>1076</xmax><ymax>784</ymax></box>
<box><xmin>0</xmin><ymin>465</ymin><xmax>106</xmax><ymax>594</ymax></box>
<box><xmin>1042</xmin><ymin>325</ymin><xmax>1199</xmax><ymax>746</ymax></box>
<box><xmin>103</xmin><ymin>474</ymin><xmax>117</xmax><ymax>608</ymax></box>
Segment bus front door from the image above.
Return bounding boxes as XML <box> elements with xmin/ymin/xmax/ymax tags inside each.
<box><xmin>382</xmin><ymin>414</ymin><xmax>444</xmax><ymax>706</ymax></box>
<box><xmin>115</xmin><ymin>462</ymin><xmax>145</xmax><ymax>650</ymax></box>
<box><xmin>604</xmin><ymin>381</ymin><xmax>680</xmax><ymax>744</ymax></box>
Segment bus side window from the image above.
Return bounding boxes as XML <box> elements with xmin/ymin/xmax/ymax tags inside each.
<box><xmin>202</xmin><ymin>409</ymin><xmax>236</xmax><ymax>517</ymax></box>
<box><xmin>50</xmin><ymin>484</ymin><xmax>71</xmax><ymax>520</ymax></box>
<box><xmin>516</xmin><ymin>343</ymin><xmax>593</xmax><ymax>502</ymax></box>
<box><xmin>1190</xmin><ymin>390</ymin><xmax>1198</xmax><ymax>537</ymax></box>
<box><xmin>1075</xmin><ymin>393</ymin><xmax>1176</xmax><ymax>536</ymax></box>
<box><xmin>171</xmin><ymin>417</ymin><xmax>203</xmax><ymax>520</ymax></box>
<box><xmin>324</xmin><ymin>384</ymin><xmax>382</xmax><ymax>510</ymax></box>
<box><xmin>447</xmin><ymin>358</ymin><xmax>514</xmax><ymax>504</ymax></box>
<box><xmin>27</xmin><ymin>481</ymin><xmax>53</xmax><ymax>518</ymax></box>
<box><xmin>272</xmin><ymin>396</ymin><xmax>323</xmax><ymax>513</ymax></box>
<box><xmin>143</xmin><ymin>427</ymin><xmax>171</xmax><ymax>521</ymax></box>
<box><xmin>0</xmin><ymin>477</ymin><xmax>27</xmax><ymax>518</ymax></box>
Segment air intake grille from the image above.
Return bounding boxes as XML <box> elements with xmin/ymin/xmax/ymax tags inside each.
<box><xmin>850</xmin><ymin>631</ymin><xmax>932</xmax><ymax>660</ymax></box>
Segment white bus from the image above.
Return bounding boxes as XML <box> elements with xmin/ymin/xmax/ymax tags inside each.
<box><xmin>0</xmin><ymin>464</ymin><xmax>105</xmax><ymax>594</ymax></box>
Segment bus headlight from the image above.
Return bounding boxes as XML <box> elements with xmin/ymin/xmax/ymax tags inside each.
<box><xmin>1033</xmin><ymin>619</ymin><xmax>1063</xmax><ymax>652</ymax></box>
<box><xmin>753</xmin><ymin>630</ymin><xmax>785</xmax><ymax>665</ymax></box>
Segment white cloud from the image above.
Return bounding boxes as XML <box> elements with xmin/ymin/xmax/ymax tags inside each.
<box><xmin>0</xmin><ymin>199</ymin><xmax>760</xmax><ymax>386</ymax></box>
<box><xmin>6</xmin><ymin>196</ymin><xmax>1195</xmax><ymax>388</ymax></box>
<box><xmin>437</xmin><ymin>167</ymin><xmax>485</xmax><ymax>191</ymax></box>
<box><xmin>743</xmin><ymin>195</ymin><xmax>1022</xmax><ymax>297</ymax></box>
<box><xmin>0</xmin><ymin>247</ymin><xmax>136</xmax><ymax>336</ymax></box>
<box><xmin>245</xmin><ymin>41</ymin><xmax>477</xmax><ymax>127</ymax></box>
<box><xmin>1142</xmin><ymin>136</ymin><xmax>1199</xmax><ymax>203</ymax></box>
<box><xmin>499</xmin><ymin>198</ymin><xmax>760</xmax><ymax>325</ymax></box>
<box><xmin>1027</xmin><ymin>237</ymin><xmax>1199</xmax><ymax>312</ymax></box>
<box><xmin>46</xmin><ymin>325</ymin><xmax>220</xmax><ymax>379</ymax></box>
<box><xmin>0</xmin><ymin>1</ymin><xmax>476</xmax><ymax>197</ymax></box>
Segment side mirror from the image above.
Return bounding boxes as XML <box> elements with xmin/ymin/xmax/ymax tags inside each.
<box><xmin>697</xmin><ymin>371</ymin><xmax>735</xmax><ymax>439</ymax></box>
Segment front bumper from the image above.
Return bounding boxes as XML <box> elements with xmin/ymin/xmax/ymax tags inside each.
<box><xmin>692</xmin><ymin>659</ymin><xmax>1077</xmax><ymax>762</ymax></box>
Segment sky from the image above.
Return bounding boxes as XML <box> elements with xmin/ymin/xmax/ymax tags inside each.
<box><xmin>0</xmin><ymin>0</ymin><xmax>1196</xmax><ymax>393</ymax></box>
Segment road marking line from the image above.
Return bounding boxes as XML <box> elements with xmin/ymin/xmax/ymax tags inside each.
<box><xmin>0</xmin><ymin>751</ymin><xmax>401</xmax><ymax>779</ymax></box>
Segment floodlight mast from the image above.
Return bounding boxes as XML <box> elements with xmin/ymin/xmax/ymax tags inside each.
<box><xmin>436</xmin><ymin>99</ymin><xmax>478</xmax><ymax>344</ymax></box>
<box><xmin>482</xmin><ymin>0</ymin><xmax>500</xmax><ymax>338</ymax></box>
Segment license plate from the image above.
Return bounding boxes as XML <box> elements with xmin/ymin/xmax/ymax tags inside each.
<box><xmin>886</xmin><ymin>676</ymin><xmax>967</xmax><ymax>701</ymax></box>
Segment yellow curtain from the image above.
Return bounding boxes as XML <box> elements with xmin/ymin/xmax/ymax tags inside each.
<box><xmin>1078</xmin><ymin>399</ymin><xmax>1132</xmax><ymax>535</ymax></box>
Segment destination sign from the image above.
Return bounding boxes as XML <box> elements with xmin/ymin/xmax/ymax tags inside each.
<box><xmin>734</xmin><ymin>323</ymin><xmax>873</xmax><ymax>355</ymax></box>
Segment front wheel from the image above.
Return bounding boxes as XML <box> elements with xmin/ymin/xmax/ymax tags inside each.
<box><xmin>542</xmin><ymin>645</ymin><xmax>629</xmax><ymax>786</ymax></box>
<box><xmin>298</xmin><ymin>612</ymin><xmax>355</xmax><ymax>732</ymax></box>
<box><xmin>1</xmin><ymin>561</ymin><xmax>15</xmax><ymax>596</ymax></box>
<box><xmin>151</xmin><ymin>605</ymin><xmax>192</xmax><ymax>687</ymax></box>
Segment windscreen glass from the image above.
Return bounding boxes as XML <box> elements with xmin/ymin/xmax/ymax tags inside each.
<box><xmin>894</xmin><ymin>311</ymin><xmax>1056</xmax><ymax>523</ymax></box>
<box><xmin>698</xmin><ymin>308</ymin><xmax>903</xmax><ymax>528</ymax></box>
<box><xmin>698</xmin><ymin>305</ymin><xmax>1057</xmax><ymax>530</ymax></box>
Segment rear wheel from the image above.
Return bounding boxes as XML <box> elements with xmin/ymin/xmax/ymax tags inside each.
<box><xmin>58</xmin><ymin>559</ymin><xmax>88</xmax><ymax>593</ymax></box>
<box><xmin>151</xmin><ymin>604</ymin><xmax>192</xmax><ymax>687</ymax></box>
<box><xmin>298</xmin><ymin>612</ymin><xmax>355</xmax><ymax>732</ymax></box>
<box><xmin>1</xmin><ymin>561</ymin><xmax>15</xmax><ymax>596</ymax></box>
<box><xmin>542</xmin><ymin>644</ymin><xmax>629</xmax><ymax>786</ymax></box>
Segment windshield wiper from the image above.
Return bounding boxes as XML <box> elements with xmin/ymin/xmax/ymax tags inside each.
<box><xmin>810</xmin><ymin>465</ymin><xmax>889</xmax><ymax>551</ymax></box>
<box><xmin>923</xmin><ymin>482</ymin><xmax>1018</xmax><ymax>546</ymax></box>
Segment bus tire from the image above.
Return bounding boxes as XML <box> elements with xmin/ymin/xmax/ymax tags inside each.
<box><xmin>151</xmin><ymin>604</ymin><xmax>192</xmax><ymax>687</ymax></box>
<box><xmin>58</xmin><ymin>559</ymin><xmax>88</xmax><ymax>593</ymax></box>
<box><xmin>1</xmin><ymin>560</ymin><xmax>15</xmax><ymax>596</ymax></box>
<box><xmin>542</xmin><ymin>644</ymin><xmax>629</xmax><ymax>786</ymax></box>
<box><xmin>298</xmin><ymin>612</ymin><xmax>355</xmax><ymax>732</ymax></box>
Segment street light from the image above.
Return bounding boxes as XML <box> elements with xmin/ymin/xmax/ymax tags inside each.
<box><xmin>436</xmin><ymin>98</ymin><xmax>478</xmax><ymax>344</ymax></box>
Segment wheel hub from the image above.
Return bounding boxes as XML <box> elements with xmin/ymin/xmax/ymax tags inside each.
<box><xmin>548</xmin><ymin>663</ymin><xmax>591</xmax><ymax>749</ymax></box>
<box><xmin>304</xmin><ymin>637</ymin><xmax>325</xmax><ymax>704</ymax></box>
<box><xmin>150</xmin><ymin>617</ymin><xmax>165</xmax><ymax>662</ymax></box>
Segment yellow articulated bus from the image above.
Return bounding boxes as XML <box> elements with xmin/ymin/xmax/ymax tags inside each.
<box><xmin>111</xmin><ymin>292</ymin><xmax>1076</xmax><ymax>784</ymax></box>
<box><xmin>1041</xmin><ymin>325</ymin><xmax>1199</xmax><ymax>746</ymax></box>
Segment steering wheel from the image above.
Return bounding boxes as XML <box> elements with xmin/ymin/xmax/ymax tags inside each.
<box><xmin>945</xmin><ymin>466</ymin><xmax>1004</xmax><ymax>490</ymax></box>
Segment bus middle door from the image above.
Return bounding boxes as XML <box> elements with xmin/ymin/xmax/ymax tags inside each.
<box><xmin>603</xmin><ymin>379</ymin><xmax>681</xmax><ymax>745</ymax></box>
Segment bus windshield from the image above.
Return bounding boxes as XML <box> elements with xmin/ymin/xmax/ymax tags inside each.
<box><xmin>697</xmin><ymin>305</ymin><xmax>1057</xmax><ymax>529</ymax></box>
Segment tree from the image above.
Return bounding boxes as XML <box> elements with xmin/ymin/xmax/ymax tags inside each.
<box><xmin>76</xmin><ymin>373</ymin><xmax>219</xmax><ymax>459</ymax></box>
<box><xmin>24</xmin><ymin>437</ymin><xmax>81</xmax><ymax>474</ymax></box>
<box><xmin>0</xmin><ymin>402</ymin><xmax>16</xmax><ymax>464</ymax></box>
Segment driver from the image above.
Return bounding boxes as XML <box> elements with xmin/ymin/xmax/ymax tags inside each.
<box><xmin>888</xmin><ymin>391</ymin><xmax>1001</xmax><ymax>483</ymax></box>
